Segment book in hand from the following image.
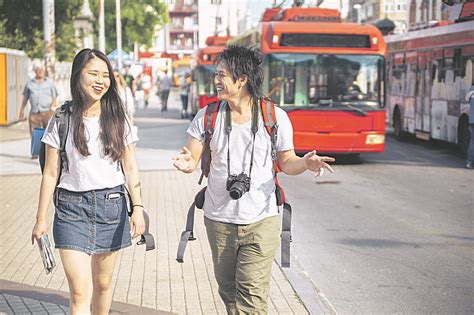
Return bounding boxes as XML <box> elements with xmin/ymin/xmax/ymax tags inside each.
<box><xmin>37</xmin><ymin>234</ymin><xmax>56</xmax><ymax>275</ymax></box>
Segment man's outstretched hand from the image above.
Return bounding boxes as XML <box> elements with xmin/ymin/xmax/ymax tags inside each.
<box><xmin>304</xmin><ymin>150</ymin><xmax>335</xmax><ymax>177</ymax></box>
<box><xmin>172</xmin><ymin>147</ymin><xmax>194</xmax><ymax>173</ymax></box>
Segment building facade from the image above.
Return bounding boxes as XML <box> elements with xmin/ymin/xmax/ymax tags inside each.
<box><xmin>407</xmin><ymin>0</ymin><xmax>448</xmax><ymax>30</ymax></box>
<box><xmin>347</xmin><ymin>0</ymin><xmax>409</xmax><ymax>33</ymax></box>
<box><xmin>154</xmin><ymin>0</ymin><xmax>249</xmax><ymax>56</ymax></box>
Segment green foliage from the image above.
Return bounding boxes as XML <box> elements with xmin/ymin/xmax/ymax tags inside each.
<box><xmin>89</xmin><ymin>0</ymin><xmax>169</xmax><ymax>53</ymax></box>
<box><xmin>0</xmin><ymin>0</ymin><xmax>168</xmax><ymax>61</ymax></box>
<box><xmin>0</xmin><ymin>0</ymin><xmax>82</xmax><ymax>60</ymax></box>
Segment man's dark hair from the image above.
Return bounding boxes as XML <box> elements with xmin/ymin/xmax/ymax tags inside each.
<box><xmin>216</xmin><ymin>45</ymin><xmax>263</xmax><ymax>101</ymax></box>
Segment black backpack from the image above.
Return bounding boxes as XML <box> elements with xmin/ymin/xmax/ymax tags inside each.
<box><xmin>40</xmin><ymin>102</ymin><xmax>155</xmax><ymax>251</ymax></box>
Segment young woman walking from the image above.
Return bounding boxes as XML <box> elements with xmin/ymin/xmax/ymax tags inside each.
<box><xmin>31</xmin><ymin>48</ymin><xmax>145</xmax><ymax>314</ymax></box>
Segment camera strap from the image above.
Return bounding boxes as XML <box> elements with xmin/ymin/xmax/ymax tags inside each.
<box><xmin>224</xmin><ymin>101</ymin><xmax>259</xmax><ymax>180</ymax></box>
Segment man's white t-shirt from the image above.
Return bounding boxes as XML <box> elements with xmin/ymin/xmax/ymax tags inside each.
<box><xmin>187</xmin><ymin>103</ymin><xmax>294</xmax><ymax>224</ymax></box>
<box><xmin>42</xmin><ymin>116</ymin><xmax>139</xmax><ymax>192</ymax></box>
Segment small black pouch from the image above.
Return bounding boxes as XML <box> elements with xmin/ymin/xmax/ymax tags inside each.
<box><xmin>195</xmin><ymin>186</ymin><xmax>207</xmax><ymax>209</ymax></box>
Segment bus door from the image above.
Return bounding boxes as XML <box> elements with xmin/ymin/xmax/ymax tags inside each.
<box><xmin>415</xmin><ymin>51</ymin><xmax>431</xmax><ymax>135</ymax></box>
<box><xmin>422</xmin><ymin>51</ymin><xmax>432</xmax><ymax>133</ymax></box>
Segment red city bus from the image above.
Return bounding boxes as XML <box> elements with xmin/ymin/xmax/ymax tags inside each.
<box><xmin>385</xmin><ymin>20</ymin><xmax>474</xmax><ymax>153</ymax></box>
<box><xmin>229</xmin><ymin>7</ymin><xmax>387</xmax><ymax>155</ymax></box>
<box><xmin>189</xmin><ymin>36</ymin><xmax>232</xmax><ymax>116</ymax></box>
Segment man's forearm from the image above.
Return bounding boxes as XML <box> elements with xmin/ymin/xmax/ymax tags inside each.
<box><xmin>280</xmin><ymin>155</ymin><xmax>307</xmax><ymax>175</ymax></box>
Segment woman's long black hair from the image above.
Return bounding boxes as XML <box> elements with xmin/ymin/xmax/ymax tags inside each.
<box><xmin>70</xmin><ymin>48</ymin><xmax>127</xmax><ymax>162</ymax></box>
<box><xmin>216</xmin><ymin>45</ymin><xmax>264</xmax><ymax>102</ymax></box>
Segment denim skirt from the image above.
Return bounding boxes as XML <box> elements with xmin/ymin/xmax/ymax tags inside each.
<box><xmin>53</xmin><ymin>185</ymin><xmax>132</xmax><ymax>255</ymax></box>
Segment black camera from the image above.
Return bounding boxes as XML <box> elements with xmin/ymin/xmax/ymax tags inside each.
<box><xmin>226</xmin><ymin>172</ymin><xmax>251</xmax><ymax>200</ymax></box>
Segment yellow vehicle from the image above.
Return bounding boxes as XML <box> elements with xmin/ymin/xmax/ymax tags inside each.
<box><xmin>172</xmin><ymin>57</ymin><xmax>193</xmax><ymax>86</ymax></box>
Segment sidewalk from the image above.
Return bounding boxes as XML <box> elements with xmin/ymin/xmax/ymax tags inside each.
<box><xmin>0</xmin><ymin>92</ymin><xmax>309</xmax><ymax>314</ymax></box>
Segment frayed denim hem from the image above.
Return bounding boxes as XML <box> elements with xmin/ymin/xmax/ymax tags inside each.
<box><xmin>55</xmin><ymin>242</ymin><xmax>132</xmax><ymax>255</ymax></box>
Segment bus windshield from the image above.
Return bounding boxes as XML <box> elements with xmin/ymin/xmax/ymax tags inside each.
<box><xmin>265</xmin><ymin>54</ymin><xmax>384</xmax><ymax>108</ymax></box>
<box><xmin>196</xmin><ymin>64</ymin><xmax>216</xmax><ymax>95</ymax></box>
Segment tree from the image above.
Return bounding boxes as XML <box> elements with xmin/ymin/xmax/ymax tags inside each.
<box><xmin>90</xmin><ymin>0</ymin><xmax>168</xmax><ymax>53</ymax></box>
<box><xmin>0</xmin><ymin>0</ymin><xmax>82</xmax><ymax>61</ymax></box>
<box><xmin>0</xmin><ymin>0</ymin><xmax>168</xmax><ymax>60</ymax></box>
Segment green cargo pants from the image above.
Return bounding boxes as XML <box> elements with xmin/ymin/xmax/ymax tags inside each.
<box><xmin>204</xmin><ymin>215</ymin><xmax>280</xmax><ymax>315</ymax></box>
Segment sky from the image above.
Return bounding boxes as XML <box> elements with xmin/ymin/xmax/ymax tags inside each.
<box><xmin>248</xmin><ymin>0</ymin><xmax>275</xmax><ymax>27</ymax></box>
<box><xmin>247</xmin><ymin>0</ymin><xmax>348</xmax><ymax>27</ymax></box>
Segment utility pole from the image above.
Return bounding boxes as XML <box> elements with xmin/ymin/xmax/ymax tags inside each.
<box><xmin>116</xmin><ymin>0</ymin><xmax>123</xmax><ymax>72</ymax></box>
<box><xmin>42</xmin><ymin>0</ymin><xmax>55</xmax><ymax>78</ymax></box>
<box><xmin>99</xmin><ymin>0</ymin><xmax>105</xmax><ymax>53</ymax></box>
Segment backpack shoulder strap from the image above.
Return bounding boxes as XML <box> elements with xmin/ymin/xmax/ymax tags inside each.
<box><xmin>261</xmin><ymin>97</ymin><xmax>293</xmax><ymax>267</ymax></box>
<box><xmin>261</xmin><ymin>97</ymin><xmax>278</xmax><ymax>139</ymax></box>
<box><xmin>203</xmin><ymin>101</ymin><xmax>221</xmax><ymax>133</ymax></box>
<box><xmin>260</xmin><ymin>97</ymin><xmax>279</xmax><ymax>168</ymax></box>
<box><xmin>199</xmin><ymin>101</ymin><xmax>223</xmax><ymax>184</ymax></box>
<box><xmin>56</xmin><ymin>102</ymin><xmax>72</xmax><ymax>173</ymax></box>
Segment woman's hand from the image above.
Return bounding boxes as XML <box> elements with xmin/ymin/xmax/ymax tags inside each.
<box><xmin>172</xmin><ymin>147</ymin><xmax>194</xmax><ymax>173</ymax></box>
<box><xmin>130</xmin><ymin>208</ymin><xmax>145</xmax><ymax>239</ymax></box>
<box><xmin>31</xmin><ymin>219</ymin><xmax>48</xmax><ymax>245</ymax></box>
<box><xmin>304</xmin><ymin>150</ymin><xmax>335</xmax><ymax>177</ymax></box>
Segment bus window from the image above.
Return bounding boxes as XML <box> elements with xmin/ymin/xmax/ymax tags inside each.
<box><xmin>196</xmin><ymin>65</ymin><xmax>216</xmax><ymax>95</ymax></box>
<box><xmin>267</xmin><ymin>54</ymin><xmax>384</xmax><ymax>107</ymax></box>
<box><xmin>391</xmin><ymin>63</ymin><xmax>405</xmax><ymax>96</ymax></box>
<box><xmin>283</xmin><ymin>63</ymin><xmax>296</xmax><ymax>104</ymax></box>
<box><xmin>406</xmin><ymin>64</ymin><xmax>417</xmax><ymax>97</ymax></box>
<box><xmin>268</xmin><ymin>59</ymin><xmax>284</xmax><ymax>105</ymax></box>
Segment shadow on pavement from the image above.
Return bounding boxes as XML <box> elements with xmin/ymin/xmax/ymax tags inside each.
<box><xmin>0</xmin><ymin>280</ymin><xmax>174</xmax><ymax>315</ymax></box>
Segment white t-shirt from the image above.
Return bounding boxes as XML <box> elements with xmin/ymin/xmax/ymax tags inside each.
<box><xmin>187</xmin><ymin>103</ymin><xmax>294</xmax><ymax>224</ymax></box>
<box><xmin>42</xmin><ymin>116</ymin><xmax>139</xmax><ymax>192</ymax></box>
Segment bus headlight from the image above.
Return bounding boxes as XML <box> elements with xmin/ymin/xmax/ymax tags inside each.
<box><xmin>365</xmin><ymin>134</ymin><xmax>385</xmax><ymax>144</ymax></box>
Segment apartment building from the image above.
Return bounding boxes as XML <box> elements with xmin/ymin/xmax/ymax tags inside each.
<box><xmin>154</xmin><ymin>0</ymin><xmax>248</xmax><ymax>56</ymax></box>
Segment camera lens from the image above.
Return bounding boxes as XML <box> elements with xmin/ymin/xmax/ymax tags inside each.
<box><xmin>229</xmin><ymin>182</ymin><xmax>246</xmax><ymax>199</ymax></box>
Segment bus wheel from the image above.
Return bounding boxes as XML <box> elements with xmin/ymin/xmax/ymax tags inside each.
<box><xmin>458</xmin><ymin>115</ymin><xmax>470</xmax><ymax>155</ymax></box>
<box><xmin>393</xmin><ymin>108</ymin><xmax>405</xmax><ymax>140</ymax></box>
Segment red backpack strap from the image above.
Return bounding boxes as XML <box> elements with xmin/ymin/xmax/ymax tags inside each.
<box><xmin>260</xmin><ymin>97</ymin><xmax>285</xmax><ymax>204</ymax></box>
<box><xmin>261</xmin><ymin>97</ymin><xmax>282</xmax><ymax>171</ymax></box>
<box><xmin>199</xmin><ymin>101</ymin><xmax>222</xmax><ymax>184</ymax></box>
<box><xmin>261</xmin><ymin>97</ymin><xmax>277</xmax><ymax>137</ymax></box>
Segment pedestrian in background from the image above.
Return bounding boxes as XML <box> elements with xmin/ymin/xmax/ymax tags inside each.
<box><xmin>134</xmin><ymin>72</ymin><xmax>145</xmax><ymax>110</ymax></box>
<box><xmin>114</xmin><ymin>70</ymin><xmax>135</xmax><ymax>120</ymax></box>
<box><xmin>179</xmin><ymin>72</ymin><xmax>191</xmax><ymax>118</ymax></box>
<box><xmin>466</xmin><ymin>84</ymin><xmax>474</xmax><ymax>169</ymax></box>
<box><xmin>172</xmin><ymin>45</ymin><xmax>335</xmax><ymax>314</ymax></box>
<box><xmin>157</xmin><ymin>69</ymin><xmax>172</xmax><ymax>112</ymax></box>
<box><xmin>123</xmin><ymin>64</ymin><xmax>136</xmax><ymax>97</ymax></box>
<box><xmin>19</xmin><ymin>62</ymin><xmax>58</xmax><ymax>158</ymax></box>
<box><xmin>31</xmin><ymin>48</ymin><xmax>145</xmax><ymax>314</ymax></box>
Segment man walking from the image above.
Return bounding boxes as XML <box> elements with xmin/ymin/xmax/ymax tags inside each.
<box><xmin>157</xmin><ymin>69</ymin><xmax>172</xmax><ymax>111</ymax></box>
<box><xmin>179</xmin><ymin>72</ymin><xmax>191</xmax><ymax>118</ymax></box>
<box><xmin>19</xmin><ymin>62</ymin><xmax>58</xmax><ymax>158</ymax></box>
<box><xmin>173</xmin><ymin>45</ymin><xmax>335</xmax><ymax>314</ymax></box>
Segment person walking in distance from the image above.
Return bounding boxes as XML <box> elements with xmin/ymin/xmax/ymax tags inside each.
<box><xmin>179</xmin><ymin>72</ymin><xmax>191</xmax><ymax>118</ymax></box>
<box><xmin>157</xmin><ymin>69</ymin><xmax>172</xmax><ymax>111</ymax></box>
<box><xmin>31</xmin><ymin>49</ymin><xmax>145</xmax><ymax>314</ymax></box>
<box><xmin>19</xmin><ymin>62</ymin><xmax>58</xmax><ymax>158</ymax></box>
<box><xmin>123</xmin><ymin>64</ymin><xmax>136</xmax><ymax>97</ymax></box>
<box><xmin>172</xmin><ymin>45</ymin><xmax>335</xmax><ymax>314</ymax></box>
<box><xmin>114</xmin><ymin>70</ymin><xmax>135</xmax><ymax>120</ymax></box>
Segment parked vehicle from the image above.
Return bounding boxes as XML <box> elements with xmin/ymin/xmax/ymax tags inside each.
<box><xmin>385</xmin><ymin>20</ymin><xmax>474</xmax><ymax>153</ymax></box>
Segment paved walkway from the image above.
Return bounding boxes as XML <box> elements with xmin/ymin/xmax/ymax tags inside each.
<box><xmin>0</xmin><ymin>92</ymin><xmax>309</xmax><ymax>314</ymax></box>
